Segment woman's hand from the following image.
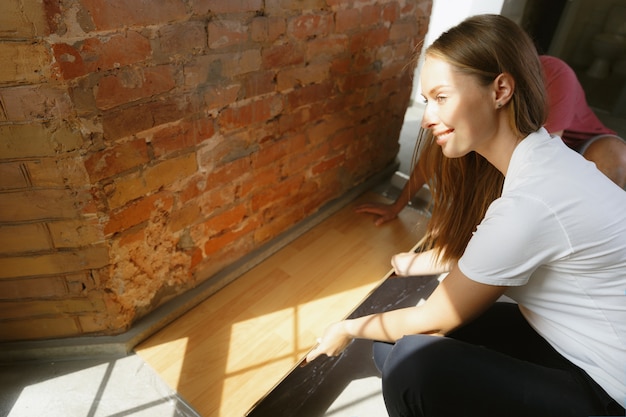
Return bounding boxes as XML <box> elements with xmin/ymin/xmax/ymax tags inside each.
<box><xmin>392</xmin><ymin>251</ymin><xmax>420</xmax><ymax>275</ymax></box>
<box><xmin>355</xmin><ymin>202</ymin><xmax>401</xmax><ymax>226</ymax></box>
<box><xmin>303</xmin><ymin>321</ymin><xmax>353</xmax><ymax>365</ymax></box>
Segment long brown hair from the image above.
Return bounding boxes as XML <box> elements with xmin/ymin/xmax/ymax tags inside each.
<box><xmin>414</xmin><ymin>14</ymin><xmax>547</xmax><ymax>263</ymax></box>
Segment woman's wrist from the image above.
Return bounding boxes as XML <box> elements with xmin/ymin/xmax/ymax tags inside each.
<box><xmin>342</xmin><ymin>319</ymin><xmax>359</xmax><ymax>339</ymax></box>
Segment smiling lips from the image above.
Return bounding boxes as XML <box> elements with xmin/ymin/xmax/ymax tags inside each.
<box><xmin>434</xmin><ymin>129</ymin><xmax>454</xmax><ymax>144</ymax></box>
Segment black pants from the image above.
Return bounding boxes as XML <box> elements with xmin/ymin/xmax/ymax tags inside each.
<box><xmin>372</xmin><ymin>302</ymin><xmax>624</xmax><ymax>417</ymax></box>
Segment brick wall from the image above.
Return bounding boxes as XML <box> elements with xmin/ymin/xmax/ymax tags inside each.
<box><xmin>0</xmin><ymin>0</ymin><xmax>431</xmax><ymax>342</ymax></box>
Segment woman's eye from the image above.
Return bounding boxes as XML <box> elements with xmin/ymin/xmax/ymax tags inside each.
<box><xmin>436</xmin><ymin>95</ymin><xmax>447</xmax><ymax>103</ymax></box>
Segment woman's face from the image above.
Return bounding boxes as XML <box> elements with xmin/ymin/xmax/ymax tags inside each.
<box><xmin>420</xmin><ymin>56</ymin><xmax>499</xmax><ymax>158</ymax></box>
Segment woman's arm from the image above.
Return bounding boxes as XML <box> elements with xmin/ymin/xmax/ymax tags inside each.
<box><xmin>304</xmin><ymin>266</ymin><xmax>506</xmax><ymax>363</ymax></box>
<box><xmin>391</xmin><ymin>248</ymin><xmax>454</xmax><ymax>276</ymax></box>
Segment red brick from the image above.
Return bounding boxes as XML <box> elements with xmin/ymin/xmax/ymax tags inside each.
<box><xmin>288</xmin><ymin>12</ymin><xmax>332</xmax><ymax>39</ymax></box>
<box><xmin>380</xmin><ymin>60</ymin><xmax>413</xmax><ymax>84</ymax></box>
<box><xmin>0</xmin><ymin>277</ymin><xmax>67</xmax><ymax>300</ymax></box>
<box><xmin>82</xmin><ymin>32</ymin><xmax>152</xmax><ymax>72</ymax></box>
<box><xmin>194</xmin><ymin>116</ymin><xmax>219</xmax><ymax>142</ymax></box>
<box><xmin>252</xmin><ymin>133</ymin><xmax>306</xmax><ymax>168</ymax></box>
<box><xmin>0</xmin><ymin>162</ymin><xmax>29</xmax><ymax>190</ymax></box>
<box><xmin>403</xmin><ymin>1</ymin><xmax>424</xmax><ymax>18</ymax></box>
<box><xmin>250</xmin><ymin>175</ymin><xmax>303</xmax><ymax>211</ymax></box>
<box><xmin>102</xmin><ymin>94</ymin><xmax>195</xmax><ymax>140</ymax></box>
<box><xmin>242</xmin><ymin>70</ymin><xmax>275</xmax><ymax>98</ymax></box>
<box><xmin>0</xmin><ymin>223</ymin><xmax>51</xmax><ymax>254</ymax></box>
<box><xmin>168</xmin><ymin>203</ymin><xmax>202</xmax><ymax>233</ymax></box>
<box><xmin>66</xmin><ymin>272</ymin><xmax>98</xmax><ymax>295</ymax></box>
<box><xmin>95</xmin><ymin>66</ymin><xmax>176</xmax><ymax>110</ymax></box>
<box><xmin>221</xmin><ymin>50</ymin><xmax>262</xmax><ymax>77</ymax></box>
<box><xmin>329</xmin><ymin>126</ymin><xmax>357</xmax><ymax>152</ymax></box>
<box><xmin>82</xmin><ymin>0</ymin><xmax>188</xmax><ymax>31</ymax></box>
<box><xmin>203</xmin><ymin>203</ymin><xmax>247</xmax><ymax>236</ymax></box>
<box><xmin>0</xmin><ymin>0</ymin><xmax>48</xmax><ymax>39</ymax></box>
<box><xmin>0</xmin><ymin>317</ymin><xmax>81</xmax><ymax>341</ymax></box>
<box><xmin>276</xmin><ymin>62</ymin><xmax>330</xmax><ymax>90</ymax></box>
<box><xmin>265</xmin><ymin>0</ymin><xmax>326</xmax><ymax>13</ymax></box>
<box><xmin>0</xmin><ymin>42</ymin><xmax>51</xmax><ymax>84</ymax></box>
<box><xmin>335</xmin><ymin>9</ymin><xmax>360</xmax><ymax>33</ymax></box>
<box><xmin>204</xmin><ymin>84</ymin><xmax>241</xmax><ymax>112</ymax></box>
<box><xmin>26</xmin><ymin>156</ymin><xmax>90</xmax><ymax>189</ymax></box>
<box><xmin>311</xmin><ymin>153</ymin><xmax>345</xmax><ymax>175</ymax></box>
<box><xmin>340</xmin><ymin>72</ymin><xmax>378</xmax><ymax>92</ymax></box>
<box><xmin>190</xmin><ymin>0</ymin><xmax>263</xmax><ymax>14</ymax></box>
<box><xmin>48</xmin><ymin>218</ymin><xmax>104</xmax><ymax>249</ymax></box>
<box><xmin>106</xmin><ymin>152</ymin><xmax>197</xmax><ymax>209</ymax></box>
<box><xmin>253</xmin><ymin>206</ymin><xmax>305</xmax><ymax>244</ymax></box>
<box><xmin>51</xmin><ymin>43</ymin><xmax>86</xmax><ymax>79</ymax></box>
<box><xmin>147</xmin><ymin>117</ymin><xmax>215</xmax><ymax>158</ymax></box>
<box><xmin>0</xmin><ymin>189</ymin><xmax>89</xmax><ymax>222</ymax></box>
<box><xmin>250</xmin><ymin>16</ymin><xmax>286</xmax><ymax>43</ymax></box>
<box><xmin>0</xmin><ymin>246</ymin><xmax>109</xmax><ymax>279</ymax></box>
<box><xmin>78</xmin><ymin>313</ymin><xmax>120</xmax><ymax>334</ymax></box>
<box><xmin>282</xmin><ymin>142</ymin><xmax>329</xmax><ymax>178</ymax></box>
<box><xmin>189</xmin><ymin>247</ymin><xmax>203</xmax><ymax>269</ymax></box>
<box><xmin>0</xmin><ymin>85</ymin><xmax>72</xmax><ymax>122</ymax></box>
<box><xmin>284</xmin><ymin>82</ymin><xmax>334</xmax><ymax>110</ymax></box>
<box><xmin>306</xmin><ymin>36</ymin><xmax>348</xmax><ymax>62</ymax></box>
<box><xmin>382</xmin><ymin>2</ymin><xmax>400</xmax><ymax>23</ymax></box>
<box><xmin>195</xmin><ymin>183</ymin><xmax>238</xmax><ymax>219</ymax></box>
<box><xmin>178</xmin><ymin>174</ymin><xmax>207</xmax><ymax>203</ymax></box>
<box><xmin>251</xmin><ymin>139</ymin><xmax>287</xmax><ymax>169</ymax></box>
<box><xmin>306</xmin><ymin>114</ymin><xmax>353</xmax><ymax>146</ymax></box>
<box><xmin>105</xmin><ymin>193</ymin><xmax>174</xmax><ymax>236</ymax></box>
<box><xmin>278</xmin><ymin>106</ymin><xmax>315</xmax><ymax>134</ymax></box>
<box><xmin>0</xmin><ymin>297</ymin><xmax>106</xmax><ymax>320</ymax></box>
<box><xmin>206</xmin><ymin>157</ymin><xmax>251</xmax><ymax>186</ymax></box>
<box><xmin>219</xmin><ymin>95</ymin><xmax>283</xmax><ymax>131</ymax></box>
<box><xmin>390</xmin><ymin>21</ymin><xmax>418</xmax><ymax>41</ymax></box>
<box><xmin>203</xmin><ymin>220</ymin><xmax>255</xmax><ymax>256</ymax></box>
<box><xmin>84</xmin><ymin>138</ymin><xmax>150</xmax><ymax>182</ymax></box>
<box><xmin>158</xmin><ymin>21</ymin><xmax>207</xmax><ymax>57</ymax></box>
<box><xmin>53</xmin><ymin>32</ymin><xmax>152</xmax><ymax>80</ymax></box>
<box><xmin>349</xmin><ymin>27</ymin><xmax>389</xmax><ymax>53</ymax></box>
<box><xmin>361</xmin><ymin>4</ymin><xmax>382</xmax><ymax>26</ymax></box>
<box><xmin>239</xmin><ymin>164</ymin><xmax>281</xmax><ymax>197</ymax></box>
<box><xmin>208</xmin><ymin>20</ymin><xmax>249</xmax><ymax>49</ymax></box>
<box><xmin>201</xmin><ymin>131</ymin><xmax>254</xmax><ymax>167</ymax></box>
<box><xmin>262</xmin><ymin>43</ymin><xmax>304</xmax><ymax>69</ymax></box>
<box><xmin>183</xmin><ymin>55</ymin><xmax>220</xmax><ymax>86</ymax></box>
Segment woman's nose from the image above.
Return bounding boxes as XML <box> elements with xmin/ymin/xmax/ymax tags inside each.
<box><xmin>421</xmin><ymin>104</ymin><xmax>436</xmax><ymax>129</ymax></box>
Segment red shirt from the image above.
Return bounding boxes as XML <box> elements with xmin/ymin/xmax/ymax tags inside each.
<box><xmin>540</xmin><ymin>55</ymin><xmax>616</xmax><ymax>150</ymax></box>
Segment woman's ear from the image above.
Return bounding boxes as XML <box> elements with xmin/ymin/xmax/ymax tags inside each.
<box><xmin>493</xmin><ymin>73</ymin><xmax>515</xmax><ymax>109</ymax></box>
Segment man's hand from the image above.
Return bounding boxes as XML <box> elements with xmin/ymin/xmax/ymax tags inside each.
<box><xmin>355</xmin><ymin>202</ymin><xmax>401</xmax><ymax>226</ymax></box>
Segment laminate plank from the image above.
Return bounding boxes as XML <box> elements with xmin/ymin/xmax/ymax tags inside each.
<box><xmin>135</xmin><ymin>191</ymin><xmax>428</xmax><ymax>417</ymax></box>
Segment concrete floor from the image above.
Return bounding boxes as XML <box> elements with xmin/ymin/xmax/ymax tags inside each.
<box><xmin>0</xmin><ymin>354</ymin><xmax>199</xmax><ymax>417</ymax></box>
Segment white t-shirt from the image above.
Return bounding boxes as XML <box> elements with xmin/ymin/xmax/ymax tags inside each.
<box><xmin>458</xmin><ymin>128</ymin><xmax>626</xmax><ymax>405</ymax></box>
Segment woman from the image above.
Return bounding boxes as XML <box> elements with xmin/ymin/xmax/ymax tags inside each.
<box><xmin>305</xmin><ymin>15</ymin><xmax>626</xmax><ymax>417</ymax></box>
<box><xmin>355</xmin><ymin>54</ymin><xmax>626</xmax><ymax>227</ymax></box>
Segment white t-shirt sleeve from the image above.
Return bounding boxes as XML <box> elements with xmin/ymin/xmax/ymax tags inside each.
<box><xmin>458</xmin><ymin>193</ymin><xmax>573</xmax><ymax>286</ymax></box>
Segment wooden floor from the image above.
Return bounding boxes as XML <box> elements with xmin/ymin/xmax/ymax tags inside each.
<box><xmin>134</xmin><ymin>191</ymin><xmax>429</xmax><ymax>417</ymax></box>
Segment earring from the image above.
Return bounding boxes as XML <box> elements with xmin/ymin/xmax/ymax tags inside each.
<box><xmin>497</xmin><ymin>102</ymin><xmax>503</xmax><ymax>108</ymax></box>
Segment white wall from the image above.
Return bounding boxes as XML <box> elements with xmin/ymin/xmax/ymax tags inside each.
<box><xmin>410</xmin><ymin>0</ymin><xmax>506</xmax><ymax>103</ymax></box>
